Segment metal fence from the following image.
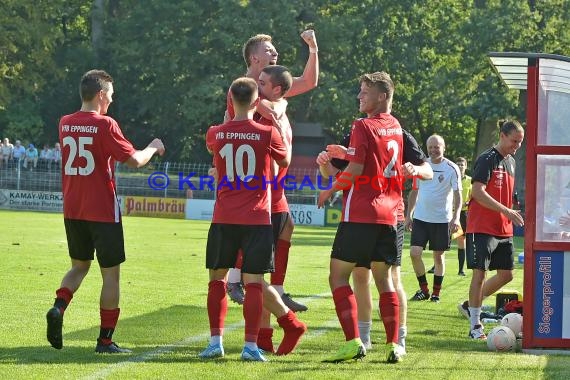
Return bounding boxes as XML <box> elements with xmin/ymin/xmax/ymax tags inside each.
<box><xmin>0</xmin><ymin>159</ymin><xmax>322</xmax><ymax>205</ymax></box>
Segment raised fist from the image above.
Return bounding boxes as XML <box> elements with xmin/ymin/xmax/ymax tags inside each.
<box><xmin>300</xmin><ymin>30</ymin><xmax>317</xmax><ymax>48</ymax></box>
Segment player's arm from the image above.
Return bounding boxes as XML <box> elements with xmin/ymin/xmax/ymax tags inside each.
<box><xmin>270</xmin><ymin>115</ymin><xmax>290</xmax><ymax>168</ymax></box>
<box><xmin>402</xmin><ymin>161</ymin><xmax>433</xmax><ymax>180</ymax></box>
<box><xmin>416</xmin><ymin>162</ymin><xmax>433</xmax><ymax>180</ymax></box>
<box><xmin>285</xmin><ymin>30</ymin><xmax>319</xmax><ymax>98</ymax></box>
<box><xmin>256</xmin><ymin>98</ymin><xmax>287</xmax><ymax>121</ymax></box>
<box><xmin>274</xmin><ymin>152</ymin><xmax>290</xmax><ymax>168</ymax></box>
<box><xmin>402</xmin><ymin>129</ymin><xmax>432</xmax><ymax>180</ymax></box>
<box><xmin>405</xmin><ymin>189</ymin><xmax>419</xmax><ymax>230</ymax></box>
<box><xmin>466</xmin><ymin>183</ymin><xmax>473</xmax><ymax>206</ymax></box>
<box><xmin>451</xmin><ymin>189</ymin><xmax>462</xmax><ymax>231</ymax></box>
<box><xmin>125</xmin><ymin>138</ymin><xmax>165</xmax><ymax>168</ymax></box>
<box><xmin>317</xmin><ymin>161</ymin><xmax>363</xmax><ymax>208</ymax></box>
<box><xmin>316</xmin><ymin>151</ymin><xmax>337</xmax><ymax>177</ymax></box>
<box><xmin>471</xmin><ymin>182</ymin><xmax>524</xmax><ymax>226</ymax></box>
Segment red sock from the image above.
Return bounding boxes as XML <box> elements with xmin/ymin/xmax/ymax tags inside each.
<box><xmin>432</xmin><ymin>285</ymin><xmax>441</xmax><ymax>297</ymax></box>
<box><xmin>271</xmin><ymin>239</ymin><xmax>291</xmax><ymax>286</ymax></box>
<box><xmin>207</xmin><ymin>280</ymin><xmax>227</xmax><ymax>336</ymax></box>
<box><xmin>276</xmin><ymin>310</ymin><xmax>307</xmax><ymax>355</ymax></box>
<box><xmin>379</xmin><ymin>292</ymin><xmax>399</xmax><ymax>344</ymax></box>
<box><xmin>257</xmin><ymin>327</ymin><xmax>275</xmax><ymax>353</ymax></box>
<box><xmin>99</xmin><ymin>308</ymin><xmax>120</xmax><ymax>345</ymax></box>
<box><xmin>432</xmin><ymin>275</ymin><xmax>444</xmax><ymax>296</ymax></box>
<box><xmin>243</xmin><ymin>283</ymin><xmax>263</xmax><ymax>343</ymax></box>
<box><xmin>332</xmin><ymin>285</ymin><xmax>359</xmax><ymax>341</ymax></box>
<box><xmin>234</xmin><ymin>249</ymin><xmax>243</xmax><ymax>270</ymax></box>
<box><xmin>55</xmin><ymin>287</ymin><xmax>73</xmax><ymax>314</ymax></box>
<box><xmin>420</xmin><ymin>282</ymin><xmax>430</xmax><ymax>294</ymax></box>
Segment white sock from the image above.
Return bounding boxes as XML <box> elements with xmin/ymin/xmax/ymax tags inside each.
<box><xmin>244</xmin><ymin>341</ymin><xmax>257</xmax><ymax>350</ymax></box>
<box><xmin>210</xmin><ymin>335</ymin><xmax>222</xmax><ymax>346</ymax></box>
<box><xmin>398</xmin><ymin>326</ymin><xmax>407</xmax><ymax>348</ymax></box>
<box><xmin>469</xmin><ymin>307</ymin><xmax>481</xmax><ymax>329</ymax></box>
<box><xmin>227</xmin><ymin>268</ymin><xmax>241</xmax><ymax>283</ymax></box>
<box><xmin>358</xmin><ymin>320</ymin><xmax>372</xmax><ymax>344</ymax></box>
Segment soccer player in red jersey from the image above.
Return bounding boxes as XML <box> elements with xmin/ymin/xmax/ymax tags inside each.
<box><xmin>46</xmin><ymin>69</ymin><xmax>165</xmax><ymax>353</ymax></box>
<box><xmin>200</xmin><ymin>77</ymin><xmax>304</xmax><ymax>361</ymax></box>
<box><xmin>208</xmin><ymin>66</ymin><xmax>308</xmax><ymax>355</ymax></box>
<box><xmin>466</xmin><ymin>120</ymin><xmax>524</xmax><ymax>340</ymax></box>
<box><xmin>225</xmin><ymin>31</ymin><xmax>318</xmax><ymax>311</ymax></box>
<box><xmin>318</xmin><ymin>127</ymin><xmax>432</xmax><ymax>355</ymax></box>
<box><xmin>225</xmin><ymin>30</ymin><xmax>318</xmax><ymax>121</ymax></box>
<box><xmin>318</xmin><ymin>72</ymin><xmax>416</xmax><ymax>363</ymax></box>
<box><xmin>254</xmin><ymin>65</ymin><xmax>309</xmax><ymax>353</ymax></box>
<box><xmin>317</xmin><ymin>129</ymin><xmax>433</xmax><ymax>355</ymax></box>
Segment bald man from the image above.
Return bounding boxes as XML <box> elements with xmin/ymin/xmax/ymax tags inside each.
<box><xmin>404</xmin><ymin>134</ymin><xmax>462</xmax><ymax>302</ymax></box>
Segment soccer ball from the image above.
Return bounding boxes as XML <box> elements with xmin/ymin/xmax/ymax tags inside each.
<box><xmin>501</xmin><ymin>313</ymin><xmax>523</xmax><ymax>337</ymax></box>
<box><xmin>487</xmin><ymin>326</ymin><xmax>516</xmax><ymax>352</ymax></box>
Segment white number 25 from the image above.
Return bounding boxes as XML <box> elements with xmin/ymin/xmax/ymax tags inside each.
<box><xmin>63</xmin><ymin>136</ymin><xmax>95</xmax><ymax>176</ymax></box>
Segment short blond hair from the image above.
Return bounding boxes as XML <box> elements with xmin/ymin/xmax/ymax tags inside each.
<box><xmin>360</xmin><ymin>72</ymin><xmax>394</xmax><ymax>102</ymax></box>
<box><xmin>243</xmin><ymin>34</ymin><xmax>272</xmax><ymax>66</ymax></box>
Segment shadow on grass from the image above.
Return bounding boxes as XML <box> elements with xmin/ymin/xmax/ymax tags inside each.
<box><xmin>0</xmin><ymin>305</ymin><xmax>209</xmax><ymax>364</ymax></box>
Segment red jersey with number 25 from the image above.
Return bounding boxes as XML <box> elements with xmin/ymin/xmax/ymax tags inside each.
<box><xmin>206</xmin><ymin>119</ymin><xmax>287</xmax><ymax>225</ymax></box>
<box><xmin>59</xmin><ymin>111</ymin><xmax>136</xmax><ymax>223</ymax></box>
<box><xmin>342</xmin><ymin>113</ymin><xmax>404</xmax><ymax>224</ymax></box>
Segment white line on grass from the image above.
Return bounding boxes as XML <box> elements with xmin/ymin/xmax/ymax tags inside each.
<box><xmin>83</xmin><ymin>292</ymin><xmax>331</xmax><ymax>380</ymax></box>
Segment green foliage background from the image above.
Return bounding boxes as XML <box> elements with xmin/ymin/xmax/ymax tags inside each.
<box><xmin>1</xmin><ymin>0</ymin><xmax>569</xmax><ymax>161</ymax></box>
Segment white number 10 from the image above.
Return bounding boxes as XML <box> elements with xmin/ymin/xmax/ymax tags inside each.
<box><xmin>219</xmin><ymin>143</ymin><xmax>255</xmax><ymax>182</ymax></box>
<box><xmin>63</xmin><ymin>136</ymin><xmax>95</xmax><ymax>176</ymax></box>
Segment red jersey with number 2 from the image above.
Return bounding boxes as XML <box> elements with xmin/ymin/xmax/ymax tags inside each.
<box><xmin>206</xmin><ymin>119</ymin><xmax>287</xmax><ymax>225</ymax></box>
<box><xmin>59</xmin><ymin>111</ymin><xmax>136</xmax><ymax>223</ymax></box>
<box><xmin>342</xmin><ymin>113</ymin><xmax>404</xmax><ymax>224</ymax></box>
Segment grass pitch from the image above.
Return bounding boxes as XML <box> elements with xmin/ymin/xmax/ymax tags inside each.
<box><xmin>0</xmin><ymin>210</ymin><xmax>568</xmax><ymax>379</ymax></box>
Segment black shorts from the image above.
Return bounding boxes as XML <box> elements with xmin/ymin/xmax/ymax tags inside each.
<box><xmin>271</xmin><ymin>211</ymin><xmax>291</xmax><ymax>245</ymax></box>
<box><xmin>459</xmin><ymin>210</ymin><xmax>468</xmax><ymax>235</ymax></box>
<box><xmin>466</xmin><ymin>233</ymin><xmax>514</xmax><ymax>271</ymax></box>
<box><xmin>64</xmin><ymin>219</ymin><xmax>125</xmax><ymax>268</ymax></box>
<box><xmin>410</xmin><ymin>219</ymin><xmax>450</xmax><ymax>251</ymax></box>
<box><xmin>206</xmin><ymin>223</ymin><xmax>274</xmax><ymax>274</ymax></box>
<box><xmin>333</xmin><ymin>222</ymin><xmax>398</xmax><ymax>267</ymax></box>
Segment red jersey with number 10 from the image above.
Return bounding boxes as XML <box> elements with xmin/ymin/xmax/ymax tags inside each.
<box><xmin>206</xmin><ymin>119</ymin><xmax>287</xmax><ymax>225</ymax></box>
<box><xmin>59</xmin><ymin>111</ymin><xmax>136</xmax><ymax>223</ymax></box>
<box><xmin>227</xmin><ymin>89</ymin><xmax>291</xmax><ymax>213</ymax></box>
<box><xmin>342</xmin><ymin>113</ymin><xmax>404</xmax><ymax>224</ymax></box>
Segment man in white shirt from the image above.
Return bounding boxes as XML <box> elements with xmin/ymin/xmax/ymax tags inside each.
<box><xmin>1</xmin><ymin>138</ymin><xmax>13</xmax><ymax>168</ymax></box>
<box><xmin>405</xmin><ymin>134</ymin><xmax>462</xmax><ymax>302</ymax></box>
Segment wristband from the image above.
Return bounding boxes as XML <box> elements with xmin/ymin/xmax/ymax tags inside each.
<box><xmin>309</xmin><ymin>47</ymin><xmax>318</xmax><ymax>54</ymax></box>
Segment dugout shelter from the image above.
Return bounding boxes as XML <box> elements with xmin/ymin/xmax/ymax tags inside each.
<box><xmin>489</xmin><ymin>52</ymin><xmax>570</xmax><ymax>353</ymax></box>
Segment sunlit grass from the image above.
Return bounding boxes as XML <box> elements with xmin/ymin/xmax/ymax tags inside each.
<box><xmin>0</xmin><ymin>210</ymin><xmax>567</xmax><ymax>379</ymax></box>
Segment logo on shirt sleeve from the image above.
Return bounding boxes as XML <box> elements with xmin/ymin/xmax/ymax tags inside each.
<box><xmin>347</xmin><ymin>147</ymin><xmax>356</xmax><ymax>156</ymax></box>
